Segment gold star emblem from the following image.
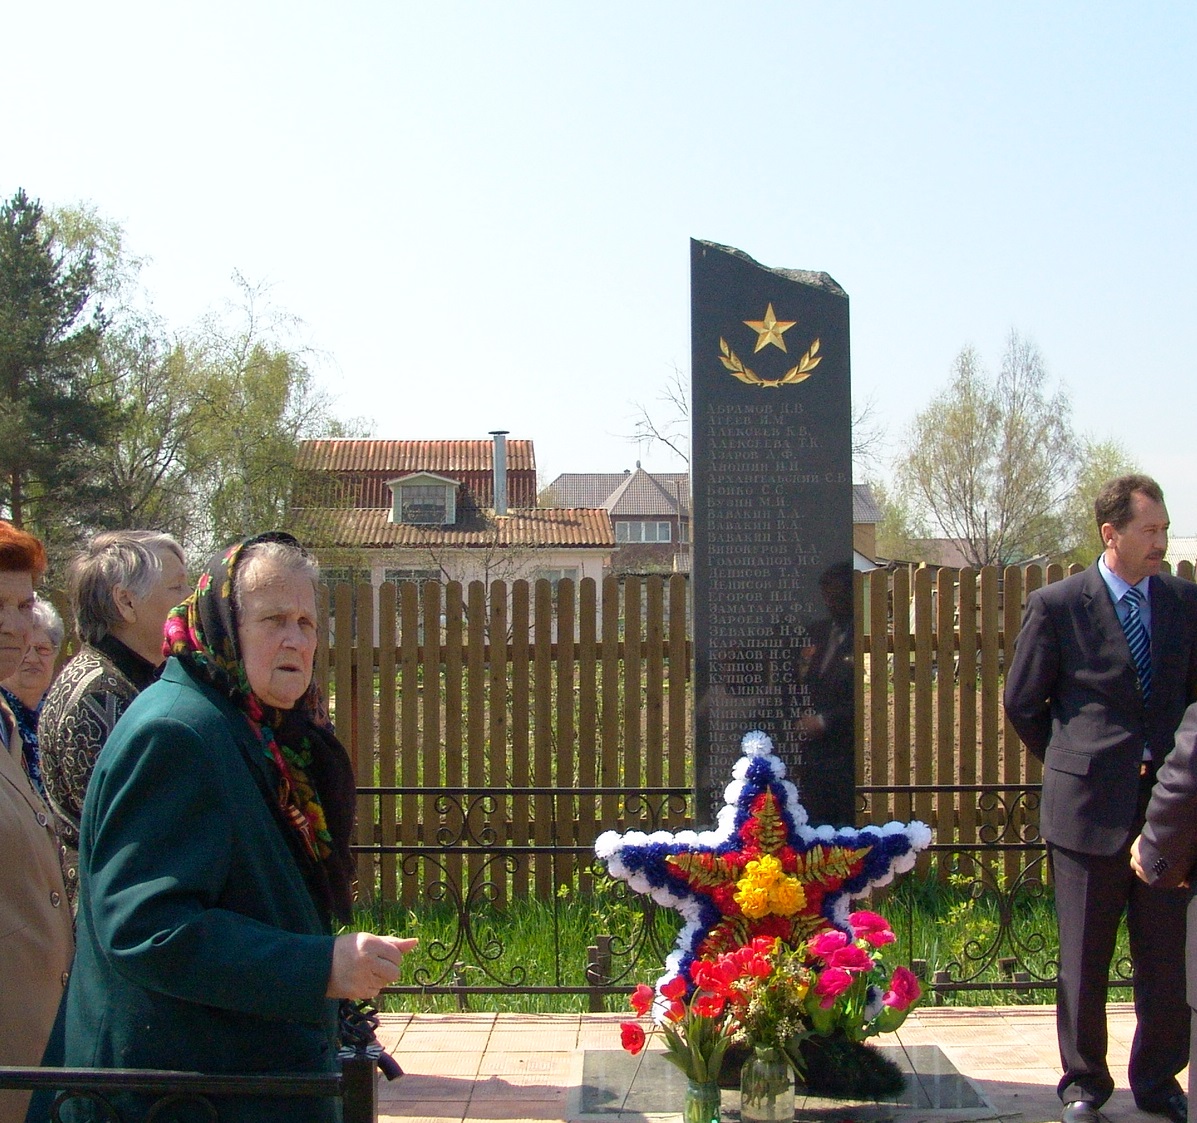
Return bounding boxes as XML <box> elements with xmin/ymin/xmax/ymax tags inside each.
<box><xmin>743</xmin><ymin>303</ymin><xmax>796</xmax><ymax>353</ymax></box>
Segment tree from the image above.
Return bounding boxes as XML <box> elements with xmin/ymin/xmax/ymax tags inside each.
<box><xmin>867</xmin><ymin>476</ymin><xmax>927</xmax><ymax>561</ymax></box>
<box><xmin>33</xmin><ymin>204</ymin><xmax>368</xmax><ymax>556</ymax></box>
<box><xmin>94</xmin><ymin>329</ymin><xmax>206</xmax><ymax>540</ymax></box>
<box><xmin>626</xmin><ymin>366</ymin><xmax>885</xmax><ymax>475</ymax></box>
<box><xmin>1059</xmin><ymin>438</ymin><xmax>1140</xmax><ymax>568</ymax></box>
<box><xmin>46</xmin><ymin>202</ymin><xmax>147</xmax><ymax>307</ymax></box>
<box><xmin>0</xmin><ymin>189</ymin><xmax>120</xmax><ymax>545</ymax></box>
<box><xmin>897</xmin><ymin>331</ymin><xmax>1079</xmax><ymax>567</ymax></box>
<box><xmin>628</xmin><ymin>364</ymin><xmax>691</xmax><ymax>465</ymax></box>
<box><xmin>182</xmin><ymin>276</ymin><xmax>369</xmax><ymax>552</ymax></box>
<box><xmin>43</xmin><ymin>205</ymin><xmax>205</xmax><ymax>542</ymax></box>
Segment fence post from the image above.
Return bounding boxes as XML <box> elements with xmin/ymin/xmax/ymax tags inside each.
<box><xmin>586</xmin><ymin>935</ymin><xmax>613</xmax><ymax>1013</ymax></box>
<box><xmin>340</xmin><ymin>1053</ymin><xmax>379</xmax><ymax>1123</ymax></box>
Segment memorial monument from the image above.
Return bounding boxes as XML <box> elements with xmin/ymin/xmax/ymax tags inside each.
<box><xmin>690</xmin><ymin>239</ymin><xmax>854</xmax><ymax>826</ymax></box>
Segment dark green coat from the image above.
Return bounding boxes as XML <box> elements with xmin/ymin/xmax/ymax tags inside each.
<box><xmin>59</xmin><ymin>659</ymin><xmax>341</xmax><ymax>1122</ymax></box>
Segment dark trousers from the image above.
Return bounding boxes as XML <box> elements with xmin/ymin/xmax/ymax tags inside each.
<box><xmin>1049</xmin><ymin>813</ymin><xmax>1189</xmax><ymax>1107</ymax></box>
<box><xmin>1190</xmin><ymin>1007</ymin><xmax>1197</xmax><ymax>1104</ymax></box>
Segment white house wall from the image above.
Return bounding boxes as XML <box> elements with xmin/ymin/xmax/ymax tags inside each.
<box><xmin>325</xmin><ymin>549</ymin><xmax>611</xmax><ymax>645</ymax></box>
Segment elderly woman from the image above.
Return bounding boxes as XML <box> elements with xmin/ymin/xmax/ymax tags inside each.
<box><xmin>0</xmin><ymin>525</ymin><xmax>73</xmax><ymax>1123</ymax></box>
<box><xmin>39</xmin><ymin>530</ymin><xmax>190</xmax><ymax>899</ymax></box>
<box><xmin>57</xmin><ymin>533</ymin><xmax>413</xmax><ymax>1122</ymax></box>
<box><xmin>0</xmin><ymin>595</ymin><xmax>64</xmax><ymax>800</ymax></box>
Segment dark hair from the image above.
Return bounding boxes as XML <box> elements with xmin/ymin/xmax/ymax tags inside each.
<box><xmin>1094</xmin><ymin>474</ymin><xmax>1165</xmax><ymax>536</ymax></box>
<box><xmin>0</xmin><ymin>521</ymin><xmax>47</xmax><ymax>579</ymax></box>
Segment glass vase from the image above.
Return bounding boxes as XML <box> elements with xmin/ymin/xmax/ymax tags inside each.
<box><xmin>683</xmin><ymin>1076</ymin><xmax>722</xmax><ymax>1123</ymax></box>
<box><xmin>740</xmin><ymin>1044</ymin><xmax>794</xmax><ymax>1123</ymax></box>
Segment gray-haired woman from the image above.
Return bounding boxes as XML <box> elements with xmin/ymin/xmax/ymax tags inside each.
<box><xmin>38</xmin><ymin>530</ymin><xmax>189</xmax><ymax>900</ymax></box>
<box><xmin>0</xmin><ymin>595</ymin><xmax>64</xmax><ymax>800</ymax></box>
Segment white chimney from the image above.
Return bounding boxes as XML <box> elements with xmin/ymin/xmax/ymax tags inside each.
<box><xmin>490</xmin><ymin>430</ymin><xmax>509</xmax><ymax>516</ymax></box>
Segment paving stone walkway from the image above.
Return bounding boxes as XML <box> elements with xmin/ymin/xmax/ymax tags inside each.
<box><xmin>372</xmin><ymin>1003</ymin><xmax>1181</xmax><ymax>1123</ymax></box>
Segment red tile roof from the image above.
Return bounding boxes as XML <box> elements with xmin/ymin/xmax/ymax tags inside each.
<box><xmin>296</xmin><ymin>439</ymin><xmax>536</xmax><ymax>473</ymax></box>
<box><xmin>294</xmin><ymin>439</ymin><xmax>539</xmax><ymax>509</ymax></box>
<box><xmin>292</xmin><ymin>508</ymin><xmax>615</xmax><ymax>549</ymax></box>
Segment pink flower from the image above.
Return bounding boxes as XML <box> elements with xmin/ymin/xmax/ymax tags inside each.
<box><xmin>620</xmin><ymin>1022</ymin><xmax>646</xmax><ymax>1054</ymax></box>
<box><xmin>826</xmin><ymin>944</ymin><xmax>874</xmax><ymax>972</ymax></box>
<box><xmin>808</xmin><ymin>929</ymin><xmax>849</xmax><ymax>959</ymax></box>
<box><xmin>630</xmin><ymin>984</ymin><xmax>655</xmax><ymax>1016</ymax></box>
<box><xmin>814</xmin><ymin>967</ymin><xmax>854</xmax><ymax>1008</ymax></box>
<box><xmin>848</xmin><ymin>910</ymin><xmax>896</xmax><ymax>947</ymax></box>
<box><xmin>882</xmin><ymin>966</ymin><xmax>921</xmax><ymax>1011</ymax></box>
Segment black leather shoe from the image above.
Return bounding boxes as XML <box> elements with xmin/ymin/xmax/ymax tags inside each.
<box><xmin>1138</xmin><ymin>1093</ymin><xmax>1187</xmax><ymax>1123</ymax></box>
<box><xmin>1062</xmin><ymin>1102</ymin><xmax>1100</xmax><ymax>1123</ymax></box>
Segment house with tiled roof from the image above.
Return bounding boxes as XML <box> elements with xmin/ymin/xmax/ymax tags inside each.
<box><xmin>543</xmin><ymin>470</ymin><xmax>883</xmax><ymax>573</ymax></box>
<box><xmin>292</xmin><ymin>435</ymin><xmax>615</xmax><ymax>603</ymax></box>
<box><xmin>543</xmin><ymin>466</ymin><xmax>689</xmax><ymax>575</ymax></box>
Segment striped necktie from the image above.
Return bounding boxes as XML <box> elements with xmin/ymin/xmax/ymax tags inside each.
<box><xmin>1121</xmin><ymin>585</ymin><xmax>1152</xmax><ymax>699</ymax></box>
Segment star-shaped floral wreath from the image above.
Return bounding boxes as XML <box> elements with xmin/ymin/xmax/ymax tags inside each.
<box><xmin>595</xmin><ymin>730</ymin><xmax>931</xmax><ymax>995</ymax></box>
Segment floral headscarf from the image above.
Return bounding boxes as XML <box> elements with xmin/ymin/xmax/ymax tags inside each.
<box><xmin>164</xmin><ymin>532</ymin><xmax>355</xmax><ymax>926</ymax></box>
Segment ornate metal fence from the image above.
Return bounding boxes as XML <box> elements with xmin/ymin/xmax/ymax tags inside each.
<box><xmin>355</xmin><ymin>783</ymin><xmax>1069</xmax><ymax>1007</ymax></box>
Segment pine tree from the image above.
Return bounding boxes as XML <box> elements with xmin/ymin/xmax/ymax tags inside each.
<box><xmin>0</xmin><ymin>189</ymin><xmax>120</xmax><ymax>545</ymax></box>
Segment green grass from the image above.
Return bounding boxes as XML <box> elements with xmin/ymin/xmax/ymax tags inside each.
<box><xmin>351</xmin><ymin>868</ymin><xmax>1129</xmax><ymax>1013</ymax></box>
<box><xmin>352</xmin><ymin>877</ymin><xmax>677</xmax><ymax>1013</ymax></box>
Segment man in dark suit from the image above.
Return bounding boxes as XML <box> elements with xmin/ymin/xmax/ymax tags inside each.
<box><xmin>1132</xmin><ymin>703</ymin><xmax>1197</xmax><ymax>1115</ymax></box>
<box><xmin>1005</xmin><ymin>474</ymin><xmax>1197</xmax><ymax>1123</ymax></box>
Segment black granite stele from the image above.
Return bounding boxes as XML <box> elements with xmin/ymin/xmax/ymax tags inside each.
<box><xmin>691</xmin><ymin>239</ymin><xmax>854</xmax><ymax>827</ymax></box>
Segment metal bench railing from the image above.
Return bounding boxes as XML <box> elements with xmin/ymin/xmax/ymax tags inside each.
<box><xmin>0</xmin><ymin>1050</ymin><xmax>379</xmax><ymax>1123</ymax></box>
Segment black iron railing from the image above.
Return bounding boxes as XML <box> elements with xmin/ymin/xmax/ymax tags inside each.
<box><xmin>351</xmin><ymin>782</ymin><xmax>1080</xmax><ymax>1005</ymax></box>
<box><xmin>0</xmin><ymin>1052</ymin><xmax>379</xmax><ymax>1123</ymax></box>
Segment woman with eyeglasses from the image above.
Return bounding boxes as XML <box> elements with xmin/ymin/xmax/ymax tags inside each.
<box><xmin>0</xmin><ymin>524</ymin><xmax>73</xmax><ymax>1123</ymax></box>
<box><xmin>0</xmin><ymin>595</ymin><xmax>64</xmax><ymax>800</ymax></box>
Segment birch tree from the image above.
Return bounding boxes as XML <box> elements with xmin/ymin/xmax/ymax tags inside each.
<box><xmin>898</xmin><ymin>331</ymin><xmax>1078</xmax><ymax>567</ymax></box>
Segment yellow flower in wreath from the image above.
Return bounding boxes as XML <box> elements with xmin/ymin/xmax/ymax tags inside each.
<box><xmin>734</xmin><ymin>853</ymin><xmax>806</xmax><ymax>919</ymax></box>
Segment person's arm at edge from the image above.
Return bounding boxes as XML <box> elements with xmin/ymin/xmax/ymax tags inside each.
<box><xmin>1002</xmin><ymin>592</ymin><xmax>1056</xmax><ymax>762</ymax></box>
<box><xmin>1132</xmin><ymin>702</ymin><xmax>1197</xmax><ymax>888</ymax></box>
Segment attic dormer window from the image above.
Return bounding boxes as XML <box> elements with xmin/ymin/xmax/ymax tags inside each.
<box><xmin>388</xmin><ymin>474</ymin><xmax>458</xmax><ymax>526</ymax></box>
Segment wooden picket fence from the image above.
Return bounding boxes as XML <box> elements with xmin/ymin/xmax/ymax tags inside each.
<box><xmin>317</xmin><ymin>575</ymin><xmax>692</xmax><ymax>904</ymax></box>
<box><xmin>319</xmin><ymin>562</ymin><xmax>1196</xmax><ymax>904</ymax></box>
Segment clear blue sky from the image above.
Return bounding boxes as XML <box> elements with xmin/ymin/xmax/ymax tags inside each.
<box><xmin>6</xmin><ymin>2</ymin><xmax>1196</xmax><ymax>530</ymax></box>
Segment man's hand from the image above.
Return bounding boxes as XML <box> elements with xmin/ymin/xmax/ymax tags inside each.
<box><xmin>326</xmin><ymin>933</ymin><xmax>419</xmax><ymax>1000</ymax></box>
<box><xmin>1130</xmin><ymin>835</ymin><xmax>1149</xmax><ymax>883</ymax></box>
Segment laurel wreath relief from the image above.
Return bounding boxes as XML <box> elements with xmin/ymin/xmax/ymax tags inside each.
<box><xmin>718</xmin><ymin>336</ymin><xmax>822</xmax><ymax>388</ymax></box>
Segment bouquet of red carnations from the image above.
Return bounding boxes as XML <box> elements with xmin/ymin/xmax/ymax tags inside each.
<box><xmin>619</xmin><ymin>910</ymin><xmax>921</xmax><ymax>1080</ymax></box>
